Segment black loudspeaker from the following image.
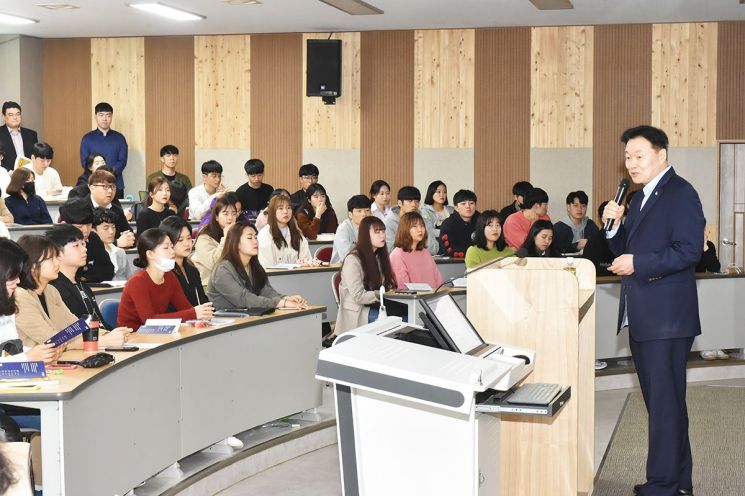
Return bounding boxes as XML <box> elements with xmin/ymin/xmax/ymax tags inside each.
<box><xmin>307</xmin><ymin>39</ymin><xmax>342</xmax><ymax>104</ymax></box>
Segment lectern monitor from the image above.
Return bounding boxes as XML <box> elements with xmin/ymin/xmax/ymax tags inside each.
<box><xmin>419</xmin><ymin>294</ymin><xmax>485</xmax><ymax>355</ymax></box>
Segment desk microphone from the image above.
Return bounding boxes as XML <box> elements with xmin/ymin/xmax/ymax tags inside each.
<box><xmin>434</xmin><ymin>249</ymin><xmax>528</xmax><ymax>293</ymax></box>
<box><xmin>604</xmin><ymin>178</ymin><xmax>631</xmax><ymax>231</ymax></box>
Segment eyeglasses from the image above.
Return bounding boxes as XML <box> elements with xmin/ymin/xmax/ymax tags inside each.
<box><xmin>92</xmin><ymin>184</ymin><xmax>116</xmax><ymax>192</ymax></box>
<box><xmin>301</xmin><ymin>175</ymin><xmax>319</xmax><ymax>180</ymax></box>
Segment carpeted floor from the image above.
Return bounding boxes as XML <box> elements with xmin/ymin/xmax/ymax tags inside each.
<box><xmin>593</xmin><ymin>385</ymin><xmax>745</xmax><ymax>496</ymax></box>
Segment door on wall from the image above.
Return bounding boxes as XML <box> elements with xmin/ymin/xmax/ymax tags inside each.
<box><xmin>718</xmin><ymin>142</ymin><xmax>745</xmax><ymax>272</ymax></box>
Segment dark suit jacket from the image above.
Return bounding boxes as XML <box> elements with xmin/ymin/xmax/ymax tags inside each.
<box><xmin>607</xmin><ymin>167</ymin><xmax>704</xmax><ymax>342</ymax></box>
<box><xmin>0</xmin><ymin>126</ymin><xmax>38</xmax><ymax>172</ymax></box>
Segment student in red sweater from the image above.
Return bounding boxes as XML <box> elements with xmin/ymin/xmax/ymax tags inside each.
<box><xmin>118</xmin><ymin>228</ymin><xmax>214</xmax><ymax>329</ymax></box>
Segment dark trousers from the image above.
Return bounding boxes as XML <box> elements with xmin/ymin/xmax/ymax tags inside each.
<box><xmin>630</xmin><ymin>334</ymin><xmax>694</xmax><ymax>496</ymax></box>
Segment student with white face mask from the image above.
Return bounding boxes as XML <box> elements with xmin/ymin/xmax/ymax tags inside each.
<box><xmin>118</xmin><ymin>228</ymin><xmax>213</xmax><ymax>330</ymax></box>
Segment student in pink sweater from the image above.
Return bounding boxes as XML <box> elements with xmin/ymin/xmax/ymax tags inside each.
<box><xmin>389</xmin><ymin>212</ymin><xmax>443</xmax><ymax>290</ymax></box>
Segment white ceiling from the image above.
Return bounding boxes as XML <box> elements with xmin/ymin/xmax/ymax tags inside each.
<box><xmin>1</xmin><ymin>0</ymin><xmax>745</xmax><ymax>38</ymax></box>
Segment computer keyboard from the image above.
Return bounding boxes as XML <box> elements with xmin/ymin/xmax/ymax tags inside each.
<box><xmin>505</xmin><ymin>383</ymin><xmax>561</xmax><ymax>405</ymax></box>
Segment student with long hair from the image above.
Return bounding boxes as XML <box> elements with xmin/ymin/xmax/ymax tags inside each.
<box><xmin>192</xmin><ymin>195</ymin><xmax>238</xmax><ymax>285</ymax></box>
<box><xmin>257</xmin><ymin>194</ymin><xmax>313</xmax><ymax>267</ymax></box>
<box><xmin>255</xmin><ymin>188</ymin><xmax>290</xmax><ymax>232</ymax></box>
<box><xmin>160</xmin><ymin>216</ymin><xmax>208</xmax><ymax>306</ymax></box>
<box><xmin>519</xmin><ymin>219</ymin><xmax>559</xmax><ymax>257</ymax></box>
<box><xmin>334</xmin><ymin>216</ymin><xmax>397</xmax><ymax>334</ymax></box>
<box><xmin>0</xmin><ymin>238</ymin><xmax>57</xmax><ymax>363</ymax></box>
<box><xmin>136</xmin><ymin>176</ymin><xmax>176</xmax><ymax>236</ymax></box>
<box><xmin>208</xmin><ymin>221</ymin><xmax>307</xmax><ymax>310</ymax></box>
<box><xmin>14</xmin><ymin>235</ymin><xmax>129</xmax><ymax>348</ymax></box>
<box><xmin>118</xmin><ymin>228</ymin><xmax>214</xmax><ymax>329</ymax></box>
<box><xmin>295</xmin><ymin>183</ymin><xmax>338</xmax><ymax>239</ymax></box>
<box><xmin>4</xmin><ymin>168</ymin><xmax>53</xmax><ymax>225</ymax></box>
<box><xmin>465</xmin><ymin>210</ymin><xmax>514</xmax><ymax>268</ymax></box>
<box><xmin>421</xmin><ymin>180</ymin><xmax>454</xmax><ymax>235</ymax></box>
<box><xmin>389</xmin><ymin>212</ymin><xmax>443</xmax><ymax>289</ymax></box>
<box><xmin>369</xmin><ymin>179</ymin><xmax>391</xmax><ymax>220</ymax></box>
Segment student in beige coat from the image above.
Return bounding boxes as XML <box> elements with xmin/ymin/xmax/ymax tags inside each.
<box><xmin>192</xmin><ymin>195</ymin><xmax>238</xmax><ymax>285</ymax></box>
<box><xmin>257</xmin><ymin>195</ymin><xmax>312</xmax><ymax>267</ymax></box>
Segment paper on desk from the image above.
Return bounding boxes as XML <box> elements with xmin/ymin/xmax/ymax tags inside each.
<box><xmin>404</xmin><ymin>282</ymin><xmax>433</xmax><ymax>292</ymax></box>
<box><xmin>0</xmin><ymin>379</ymin><xmax>59</xmax><ymax>389</ymax></box>
<box><xmin>267</xmin><ymin>263</ymin><xmax>302</xmax><ymax>270</ymax></box>
<box><xmin>452</xmin><ymin>277</ymin><xmax>467</xmax><ymax>288</ymax></box>
<box><xmin>101</xmin><ymin>280</ymin><xmax>127</xmax><ymax>287</ymax></box>
<box><xmin>131</xmin><ymin>342</ymin><xmax>162</xmax><ymax>349</ymax></box>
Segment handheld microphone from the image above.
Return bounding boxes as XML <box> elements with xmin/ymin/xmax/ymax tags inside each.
<box><xmin>434</xmin><ymin>250</ymin><xmax>528</xmax><ymax>293</ymax></box>
<box><xmin>604</xmin><ymin>178</ymin><xmax>631</xmax><ymax>231</ymax></box>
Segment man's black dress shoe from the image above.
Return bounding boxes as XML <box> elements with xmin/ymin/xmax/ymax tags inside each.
<box><xmin>633</xmin><ymin>484</ymin><xmax>693</xmax><ymax>495</ymax></box>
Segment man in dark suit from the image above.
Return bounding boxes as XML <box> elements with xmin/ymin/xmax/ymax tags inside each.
<box><xmin>0</xmin><ymin>101</ymin><xmax>38</xmax><ymax>172</ymax></box>
<box><xmin>603</xmin><ymin>126</ymin><xmax>704</xmax><ymax>496</ymax></box>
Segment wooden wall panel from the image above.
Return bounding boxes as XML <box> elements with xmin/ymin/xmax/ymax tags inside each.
<box><xmin>360</xmin><ymin>31</ymin><xmax>415</xmax><ymax>194</ymax></box>
<box><xmin>302</xmin><ymin>32</ymin><xmax>361</xmax><ymax>150</ymax></box>
<box><xmin>593</xmin><ymin>25</ymin><xmax>652</xmax><ymax>211</ymax></box>
<box><xmin>652</xmin><ymin>23</ymin><xmax>717</xmax><ymax>147</ymax></box>
<box><xmin>414</xmin><ymin>29</ymin><xmax>475</xmax><ymax>149</ymax></box>
<box><xmin>144</xmin><ymin>37</ymin><xmax>195</xmax><ymax>182</ymax></box>
<box><xmin>194</xmin><ymin>35</ymin><xmax>250</xmax><ymax>149</ymax></box>
<box><xmin>474</xmin><ymin>28</ymin><xmax>531</xmax><ymax>210</ymax></box>
<box><xmin>91</xmin><ymin>37</ymin><xmax>146</xmax><ymax>162</ymax></box>
<box><xmin>250</xmin><ymin>34</ymin><xmax>302</xmax><ymax>189</ymax></box>
<box><xmin>717</xmin><ymin>22</ymin><xmax>745</xmax><ymax>140</ymax></box>
<box><xmin>531</xmin><ymin>26</ymin><xmax>594</xmax><ymax>148</ymax></box>
<box><xmin>42</xmin><ymin>39</ymin><xmax>91</xmax><ymax>186</ymax></box>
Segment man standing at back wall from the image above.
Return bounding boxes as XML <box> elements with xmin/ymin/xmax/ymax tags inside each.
<box><xmin>603</xmin><ymin>125</ymin><xmax>703</xmax><ymax>496</ymax></box>
<box><xmin>0</xmin><ymin>101</ymin><xmax>38</xmax><ymax>172</ymax></box>
<box><xmin>80</xmin><ymin>102</ymin><xmax>128</xmax><ymax>199</ymax></box>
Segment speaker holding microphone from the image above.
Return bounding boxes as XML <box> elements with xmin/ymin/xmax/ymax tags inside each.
<box><xmin>604</xmin><ymin>178</ymin><xmax>631</xmax><ymax>231</ymax></box>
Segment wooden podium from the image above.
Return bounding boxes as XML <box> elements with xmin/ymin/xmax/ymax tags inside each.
<box><xmin>467</xmin><ymin>257</ymin><xmax>596</xmax><ymax>496</ymax></box>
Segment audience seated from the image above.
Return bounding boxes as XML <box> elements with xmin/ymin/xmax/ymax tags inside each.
<box><xmin>207</xmin><ymin>221</ymin><xmax>307</xmax><ymax>310</ymax></box>
<box><xmin>160</xmin><ymin>216</ymin><xmax>208</xmax><ymax>307</ymax></box>
<box><xmin>439</xmin><ymin>189</ymin><xmax>479</xmax><ymax>258</ymax></box>
<box><xmin>389</xmin><ymin>212</ymin><xmax>443</xmax><ymax>289</ymax></box>
<box><xmin>1</xmin><ymin>101</ymin><xmax>38</xmax><ymax>173</ymax></box>
<box><xmin>257</xmin><ymin>194</ymin><xmax>313</xmax><ymax>267</ymax></box>
<box><xmin>384</xmin><ymin>186</ymin><xmax>438</xmax><ymax>255</ymax></box>
<box><xmin>235</xmin><ymin>158</ymin><xmax>273</xmax><ymax>219</ymax></box>
<box><xmin>503</xmin><ymin>187</ymin><xmax>551</xmax><ymax>248</ymax></box>
<box><xmin>136</xmin><ymin>176</ymin><xmax>177</xmax><ymax>236</ymax></box>
<box><xmin>188</xmin><ymin>160</ymin><xmax>226</xmax><ymax>221</ymax></box>
<box><xmin>59</xmin><ymin>198</ymin><xmax>115</xmax><ymax>283</ymax></box>
<box><xmin>331</xmin><ymin>195</ymin><xmax>372</xmax><ymax>263</ymax></box>
<box><xmin>145</xmin><ymin>145</ymin><xmax>192</xmax><ymax>215</ymax></box>
<box><xmin>334</xmin><ymin>216</ymin><xmax>397</xmax><ymax>334</ymax></box>
<box><xmin>465</xmin><ymin>209</ymin><xmax>514</xmax><ymax>268</ymax></box>
<box><xmin>82</xmin><ymin>169</ymin><xmax>135</xmax><ymax>248</ymax></box>
<box><xmin>117</xmin><ymin>228</ymin><xmax>213</xmax><ymax>329</ymax></box>
<box><xmin>23</xmin><ymin>142</ymin><xmax>63</xmax><ymax>198</ymax></box>
<box><xmin>519</xmin><ymin>219</ymin><xmax>559</xmax><ymax>257</ymax></box>
<box><xmin>69</xmin><ymin>160</ymin><xmax>133</xmax><ymax>221</ymax></box>
<box><xmin>498</xmin><ymin>180</ymin><xmax>533</xmax><ymax>224</ymax></box>
<box><xmin>80</xmin><ymin>102</ymin><xmax>128</xmax><ymax>198</ymax></box>
<box><xmin>553</xmin><ymin>190</ymin><xmax>599</xmax><ymax>254</ymax></box>
<box><xmin>295</xmin><ymin>183</ymin><xmax>338</xmax><ymax>240</ymax></box>
<box><xmin>74</xmin><ymin>152</ymin><xmax>107</xmax><ymax>188</ymax></box>
<box><xmin>369</xmin><ymin>179</ymin><xmax>391</xmax><ymax>220</ymax></box>
<box><xmin>0</xmin><ymin>183</ymin><xmax>13</xmax><ymax>224</ymax></box>
<box><xmin>192</xmin><ymin>196</ymin><xmax>238</xmax><ymax>285</ymax></box>
<box><xmin>291</xmin><ymin>163</ymin><xmax>334</xmax><ymax>213</ymax></box>
<box><xmin>14</xmin><ymin>235</ymin><xmax>127</xmax><ymax>348</ymax></box>
<box><xmin>421</xmin><ymin>180</ymin><xmax>454</xmax><ymax>236</ymax></box>
<box><xmin>0</xmin><ymin>143</ymin><xmax>11</xmax><ymax>198</ymax></box>
<box><xmin>581</xmin><ymin>200</ymin><xmax>614</xmax><ymax>276</ymax></box>
<box><xmin>92</xmin><ymin>207</ymin><xmax>137</xmax><ymax>280</ymax></box>
<box><xmin>255</xmin><ymin>189</ymin><xmax>290</xmax><ymax>232</ymax></box>
<box><xmin>5</xmin><ymin>168</ymin><xmax>53</xmax><ymax>225</ymax></box>
<box><xmin>0</xmin><ymin>238</ymin><xmax>58</xmax><ymax>364</ymax></box>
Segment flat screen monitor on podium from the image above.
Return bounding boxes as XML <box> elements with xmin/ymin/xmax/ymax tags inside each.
<box><xmin>419</xmin><ymin>293</ymin><xmax>498</xmax><ymax>357</ymax></box>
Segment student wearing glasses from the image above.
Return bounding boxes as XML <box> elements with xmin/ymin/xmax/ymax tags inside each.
<box><xmin>295</xmin><ymin>183</ymin><xmax>338</xmax><ymax>240</ymax></box>
<box><xmin>193</xmin><ymin>196</ymin><xmax>238</xmax><ymax>285</ymax></box>
<box><xmin>160</xmin><ymin>216</ymin><xmax>208</xmax><ymax>307</ymax></box>
<box><xmin>208</xmin><ymin>221</ymin><xmax>307</xmax><ymax>310</ymax></box>
<box><xmin>290</xmin><ymin>163</ymin><xmax>335</xmax><ymax>214</ymax></box>
<box><xmin>84</xmin><ymin>168</ymin><xmax>135</xmax><ymax>248</ymax></box>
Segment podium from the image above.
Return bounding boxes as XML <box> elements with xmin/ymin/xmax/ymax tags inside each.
<box><xmin>467</xmin><ymin>257</ymin><xmax>596</xmax><ymax>495</ymax></box>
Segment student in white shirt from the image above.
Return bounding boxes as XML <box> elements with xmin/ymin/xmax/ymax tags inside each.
<box><xmin>188</xmin><ymin>160</ymin><xmax>226</xmax><ymax>221</ymax></box>
<box><xmin>23</xmin><ymin>142</ymin><xmax>64</xmax><ymax>198</ymax></box>
<box><xmin>331</xmin><ymin>195</ymin><xmax>372</xmax><ymax>263</ymax></box>
<box><xmin>257</xmin><ymin>194</ymin><xmax>313</xmax><ymax>267</ymax></box>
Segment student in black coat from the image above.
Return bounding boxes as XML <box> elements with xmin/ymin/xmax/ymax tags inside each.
<box><xmin>519</xmin><ymin>219</ymin><xmax>560</xmax><ymax>258</ymax></box>
<box><xmin>160</xmin><ymin>216</ymin><xmax>208</xmax><ymax>308</ymax></box>
<box><xmin>59</xmin><ymin>198</ymin><xmax>115</xmax><ymax>283</ymax></box>
<box><xmin>137</xmin><ymin>176</ymin><xmax>176</xmax><ymax>237</ymax></box>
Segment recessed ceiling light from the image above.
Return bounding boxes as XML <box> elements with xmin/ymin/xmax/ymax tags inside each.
<box><xmin>37</xmin><ymin>3</ymin><xmax>80</xmax><ymax>9</ymax></box>
<box><xmin>0</xmin><ymin>12</ymin><xmax>39</xmax><ymax>25</ymax></box>
<box><xmin>224</xmin><ymin>0</ymin><xmax>262</xmax><ymax>5</ymax></box>
<box><xmin>318</xmin><ymin>0</ymin><xmax>383</xmax><ymax>15</ymax></box>
<box><xmin>529</xmin><ymin>0</ymin><xmax>574</xmax><ymax>10</ymax></box>
<box><xmin>128</xmin><ymin>2</ymin><xmax>206</xmax><ymax>21</ymax></box>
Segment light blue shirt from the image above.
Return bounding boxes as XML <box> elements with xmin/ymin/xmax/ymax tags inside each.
<box><xmin>606</xmin><ymin>164</ymin><xmax>672</xmax><ymax>238</ymax></box>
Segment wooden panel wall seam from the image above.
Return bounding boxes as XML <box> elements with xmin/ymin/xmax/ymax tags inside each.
<box><xmin>360</xmin><ymin>30</ymin><xmax>415</xmax><ymax>195</ymax></box>
<box><xmin>144</xmin><ymin>37</ymin><xmax>196</xmax><ymax>184</ymax></box>
<box><xmin>474</xmin><ymin>27</ymin><xmax>531</xmax><ymax>210</ymax></box>
<box><xmin>42</xmin><ymin>38</ymin><xmax>91</xmax><ymax>186</ymax></box>
<box><xmin>717</xmin><ymin>21</ymin><xmax>745</xmax><ymax>140</ymax></box>
<box><xmin>593</xmin><ymin>24</ymin><xmax>652</xmax><ymax>212</ymax></box>
<box><xmin>250</xmin><ymin>33</ymin><xmax>303</xmax><ymax>190</ymax></box>
<box><xmin>194</xmin><ymin>35</ymin><xmax>251</xmax><ymax>150</ymax></box>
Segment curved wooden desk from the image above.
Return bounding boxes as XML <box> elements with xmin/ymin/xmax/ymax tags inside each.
<box><xmin>0</xmin><ymin>307</ymin><xmax>324</xmax><ymax>496</ymax></box>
